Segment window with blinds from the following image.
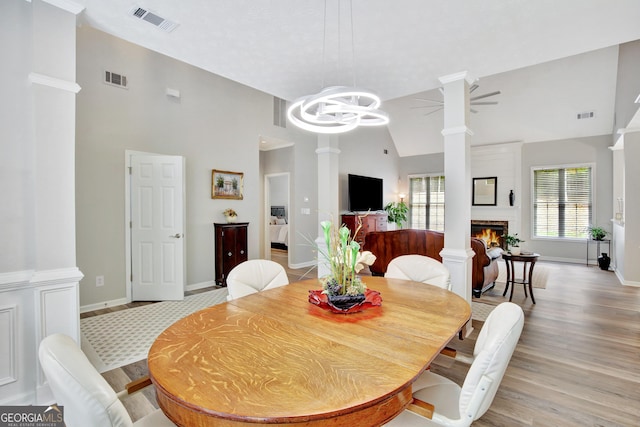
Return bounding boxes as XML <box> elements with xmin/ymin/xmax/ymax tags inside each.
<box><xmin>409</xmin><ymin>175</ymin><xmax>445</xmax><ymax>231</ymax></box>
<box><xmin>533</xmin><ymin>166</ymin><xmax>592</xmax><ymax>239</ymax></box>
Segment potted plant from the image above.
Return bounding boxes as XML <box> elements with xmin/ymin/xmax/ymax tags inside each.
<box><xmin>308</xmin><ymin>219</ymin><xmax>380</xmax><ymax>313</ymax></box>
<box><xmin>588</xmin><ymin>225</ymin><xmax>609</xmax><ymax>241</ymax></box>
<box><xmin>502</xmin><ymin>233</ymin><xmax>524</xmax><ymax>255</ymax></box>
<box><xmin>384</xmin><ymin>201</ymin><xmax>409</xmax><ymax>230</ymax></box>
<box><xmin>223</xmin><ymin>208</ymin><xmax>237</xmax><ymax>223</ymax></box>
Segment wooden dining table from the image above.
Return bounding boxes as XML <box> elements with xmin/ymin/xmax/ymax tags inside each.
<box><xmin>147</xmin><ymin>276</ymin><xmax>471</xmax><ymax>427</ymax></box>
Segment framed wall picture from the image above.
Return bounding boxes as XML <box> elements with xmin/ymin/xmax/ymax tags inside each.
<box><xmin>212</xmin><ymin>169</ymin><xmax>244</xmax><ymax>199</ymax></box>
<box><xmin>472</xmin><ymin>177</ymin><xmax>497</xmax><ymax>206</ymax></box>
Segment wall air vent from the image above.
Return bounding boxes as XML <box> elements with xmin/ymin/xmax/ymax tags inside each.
<box><xmin>129</xmin><ymin>6</ymin><xmax>179</xmax><ymax>33</ymax></box>
<box><xmin>273</xmin><ymin>97</ymin><xmax>287</xmax><ymax>128</ymax></box>
<box><xmin>104</xmin><ymin>70</ymin><xmax>128</xmax><ymax>89</ymax></box>
<box><xmin>577</xmin><ymin>111</ymin><xmax>595</xmax><ymax>120</ymax></box>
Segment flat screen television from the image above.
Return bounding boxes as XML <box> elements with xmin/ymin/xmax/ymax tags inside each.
<box><xmin>348</xmin><ymin>174</ymin><xmax>383</xmax><ymax>212</ymax></box>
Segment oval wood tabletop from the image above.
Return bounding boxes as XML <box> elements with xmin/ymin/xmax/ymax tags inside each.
<box><xmin>147</xmin><ymin>276</ymin><xmax>471</xmax><ymax>426</ymax></box>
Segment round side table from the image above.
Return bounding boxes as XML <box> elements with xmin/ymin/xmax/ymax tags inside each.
<box><xmin>501</xmin><ymin>252</ymin><xmax>540</xmax><ymax>304</ymax></box>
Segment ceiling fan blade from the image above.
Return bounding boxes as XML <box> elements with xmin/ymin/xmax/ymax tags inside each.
<box><xmin>470</xmin><ymin>101</ymin><xmax>498</xmax><ymax>105</ymax></box>
<box><xmin>414</xmin><ymin>97</ymin><xmax>443</xmax><ymax>104</ymax></box>
<box><xmin>410</xmin><ymin>105</ymin><xmax>442</xmax><ymax>110</ymax></box>
<box><xmin>423</xmin><ymin>107</ymin><xmax>443</xmax><ymax>117</ymax></box>
<box><xmin>470</xmin><ymin>91</ymin><xmax>501</xmax><ymax>101</ymax></box>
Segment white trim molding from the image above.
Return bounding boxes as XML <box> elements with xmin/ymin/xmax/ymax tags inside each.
<box><xmin>28</xmin><ymin>72</ymin><xmax>81</xmax><ymax>94</ymax></box>
<box><xmin>315</xmin><ymin>147</ymin><xmax>341</xmax><ymax>155</ymax></box>
<box><xmin>0</xmin><ymin>305</ymin><xmax>17</xmax><ymax>387</ymax></box>
<box><xmin>41</xmin><ymin>0</ymin><xmax>85</xmax><ymax>15</ymax></box>
<box><xmin>438</xmin><ymin>71</ymin><xmax>477</xmax><ymax>86</ymax></box>
<box><xmin>441</xmin><ymin>126</ymin><xmax>474</xmax><ymax>137</ymax></box>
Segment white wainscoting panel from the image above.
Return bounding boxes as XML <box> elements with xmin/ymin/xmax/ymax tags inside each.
<box><xmin>0</xmin><ymin>305</ymin><xmax>17</xmax><ymax>386</ymax></box>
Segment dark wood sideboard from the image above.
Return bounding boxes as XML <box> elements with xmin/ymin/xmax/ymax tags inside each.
<box><xmin>341</xmin><ymin>213</ymin><xmax>387</xmax><ymax>246</ymax></box>
<box><xmin>214</xmin><ymin>222</ymin><xmax>248</xmax><ymax>286</ymax></box>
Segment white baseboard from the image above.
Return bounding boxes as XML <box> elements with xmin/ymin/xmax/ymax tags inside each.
<box><xmin>80</xmin><ymin>297</ymin><xmax>128</xmax><ymax>314</ymax></box>
<box><xmin>186</xmin><ymin>280</ymin><xmax>216</xmax><ymax>292</ymax></box>
<box><xmin>289</xmin><ymin>260</ymin><xmax>316</xmax><ymax>270</ymax></box>
<box><xmin>80</xmin><ymin>280</ymin><xmax>217</xmax><ymax>312</ymax></box>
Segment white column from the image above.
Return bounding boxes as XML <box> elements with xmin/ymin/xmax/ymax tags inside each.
<box><xmin>438</xmin><ymin>72</ymin><xmax>476</xmax><ymax>308</ymax></box>
<box><xmin>315</xmin><ymin>135</ymin><xmax>341</xmax><ymax>277</ymax></box>
<box><xmin>30</xmin><ymin>0</ymin><xmax>85</xmax><ymax>404</ymax></box>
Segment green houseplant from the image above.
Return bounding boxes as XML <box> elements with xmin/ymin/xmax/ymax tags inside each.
<box><xmin>588</xmin><ymin>225</ymin><xmax>609</xmax><ymax>241</ymax></box>
<box><xmin>502</xmin><ymin>233</ymin><xmax>524</xmax><ymax>255</ymax></box>
<box><xmin>384</xmin><ymin>201</ymin><xmax>409</xmax><ymax>229</ymax></box>
<box><xmin>307</xmin><ymin>219</ymin><xmax>380</xmax><ymax>313</ymax></box>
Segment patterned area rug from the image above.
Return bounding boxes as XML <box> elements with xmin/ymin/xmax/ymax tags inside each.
<box><xmin>81</xmin><ymin>288</ymin><xmax>229</xmax><ymax>373</ymax></box>
<box><xmin>471</xmin><ymin>302</ymin><xmax>496</xmax><ymax>322</ymax></box>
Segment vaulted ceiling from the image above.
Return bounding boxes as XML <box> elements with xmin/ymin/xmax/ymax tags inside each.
<box><xmin>76</xmin><ymin>0</ymin><xmax>640</xmax><ymax>155</ymax></box>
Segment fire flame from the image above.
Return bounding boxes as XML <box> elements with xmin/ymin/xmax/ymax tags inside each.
<box><xmin>475</xmin><ymin>228</ymin><xmax>501</xmax><ymax>247</ymax></box>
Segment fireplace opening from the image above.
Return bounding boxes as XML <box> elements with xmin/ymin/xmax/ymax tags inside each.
<box><xmin>471</xmin><ymin>220</ymin><xmax>508</xmax><ymax>249</ymax></box>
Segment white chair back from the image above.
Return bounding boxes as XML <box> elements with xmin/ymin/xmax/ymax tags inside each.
<box><xmin>385</xmin><ymin>302</ymin><xmax>524</xmax><ymax>427</ymax></box>
<box><xmin>39</xmin><ymin>334</ymin><xmax>133</xmax><ymax>427</ymax></box>
<box><xmin>459</xmin><ymin>302</ymin><xmax>524</xmax><ymax>421</ymax></box>
<box><xmin>385</xmin><ymin>255</ymin><xmax>451</xmax><ymax>290</ymax></box>
<box><xmin>226</xmin><ymin>259</ymin><xmax>289</xmax><ymax>300</ymax></box>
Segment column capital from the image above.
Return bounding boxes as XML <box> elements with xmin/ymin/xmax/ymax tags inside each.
<box><xmin>441</xmin><ymin>126</ymin><xmax>474</xmax><ymax>137</ymax></box>
<box><xmin>439</xmin><ymin>71</ymin><xmax>477</xmax><ymax>86</ymax></box>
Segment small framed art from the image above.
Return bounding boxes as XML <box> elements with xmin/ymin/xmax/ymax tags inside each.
<box><xmin>212</xmin><ymin>169</ymin><xmax>244</xmax><ymax>199</ymax></box>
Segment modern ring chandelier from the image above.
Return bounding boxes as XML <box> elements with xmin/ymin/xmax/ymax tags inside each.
<box><xmin>287</xmin><ymin>1</ymin><xmax>389</xmax><ymax>134</ymax></box>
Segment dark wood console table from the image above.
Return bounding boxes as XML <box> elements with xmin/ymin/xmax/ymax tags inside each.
<box><xmin>502</xmin><ymin>252</ymin><xmax>540</xmax><ymax>304</ymax></box>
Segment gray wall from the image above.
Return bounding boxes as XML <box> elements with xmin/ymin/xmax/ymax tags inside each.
<box><xmin>521</xmin><ymin>135</ymin><xmax>613</xmax><ymax>262</ymax></box>
<box><xmin>338</xmin><ymin>127</ymin><xmax>401</xmax><ymax>211</ymax></box>
<box><xmin>396</xmin><ymin>136</ymin><xmax>614</xmax><ymax>264</ymax></box>
<box><xmin>76</xmin><ymin>26</ymin><xmax>312</xmax><ymax>306</ymax></box>
<box><xmin>614</xmin><ymin>40</ymin><xmax>640</xmax><ymax>141</ymax></box>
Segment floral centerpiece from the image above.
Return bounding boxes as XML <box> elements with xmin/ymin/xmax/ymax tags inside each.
<box><xmin>308</xmin><ymin>219</ymin><xmax>381</xmax><ymax>313</ymax></box>
<box><xmin>223</xmin><ymin>208</ymin><xmax>237</xmax><ymax>223</ymax></box>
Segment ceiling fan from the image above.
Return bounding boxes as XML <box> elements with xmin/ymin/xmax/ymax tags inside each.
<box><xmin>412</xmin><ymin>84</ymin><xmax>501</xmax><ymax>116</ymax></box>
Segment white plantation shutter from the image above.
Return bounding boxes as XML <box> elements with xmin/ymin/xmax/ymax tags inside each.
<box><xmin>533</xmin><ymin>166</ymin><xmax>592</xmax><ymax>238</ymax></box>
<box><xmin>409</xmin><ymin>175</ymin><xmax>445</xmax><ymax>231</ymax></box>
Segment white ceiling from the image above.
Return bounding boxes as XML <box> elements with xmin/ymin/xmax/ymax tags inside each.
<box><xmin>75</xmin><ymin>0</ymin><xmax>640</xmax><ymax>156</ymax></box>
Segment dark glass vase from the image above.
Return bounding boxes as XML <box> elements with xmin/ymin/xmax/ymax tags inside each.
<box><xmin>597</xmin><ymin>253</ymin><xmax>611</xmax><ymax>271</ymax></box>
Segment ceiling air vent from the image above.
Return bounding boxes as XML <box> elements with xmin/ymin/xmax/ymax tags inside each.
<box><xmin>104</xmin><ymin>70</ymin><xmax>128</xmax><ymax>89</ymax></box>
<box><xmin>577</xmin><ymin>111</ymin><xmax>595</xmax><ymax>120</ymax></box>
<box><xmin>129</xmin><ymin>6</ymin><xmax>179</xmax><ymax>33</ymax></box>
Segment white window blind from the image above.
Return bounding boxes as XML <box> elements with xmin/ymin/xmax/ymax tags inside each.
<box><xmin>409</xmin><ymin>175</ymin><xmax>445</xmax><ymax>231</ymax></box>
<box><xmin>533</xmin><ymin>166</ymin><xmax>592</xmax><ymax>238</ymax></box>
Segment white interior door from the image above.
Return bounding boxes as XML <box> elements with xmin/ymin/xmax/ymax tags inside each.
<box><xmin>131</xmin><ymin>155</ymin><xmax>185</xmax><ymax>301</ymax></box>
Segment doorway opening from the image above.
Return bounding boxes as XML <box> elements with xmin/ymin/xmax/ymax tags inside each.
<box><xmin>264</xmin><ymin>173</ymin><xmax>290</xmax><ymax>269</ymax></box>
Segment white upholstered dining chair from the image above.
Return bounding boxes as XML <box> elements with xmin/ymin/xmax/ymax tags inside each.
<box><xmin>385</xmin><ymin>302</ymin><xmax>525</xmax><ymax>427</ymax></box>
<box><xmin>385</xmin><ymin>254</ymin><xmax>451</xmax><ymax>290</ymax></box>
<box><xmin>226</xmin><ymin>259</ymin><xmax>289</xmax><ymax>301</ymax></box>
<box><xmin>39</xmin><ymin>333</ymin><xmax>175</xmax><ymax>427</ymax></box>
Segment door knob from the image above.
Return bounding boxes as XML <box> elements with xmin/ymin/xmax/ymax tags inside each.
<box><xmin>170</xmin><ymin>233</ymin><xmax>182</xmax><ymax>238</ymax></box>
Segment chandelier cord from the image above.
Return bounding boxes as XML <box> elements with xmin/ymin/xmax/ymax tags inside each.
<box><xmin>349</xmin><ymin>0</ymin><xmax>356</xmax><ymax>87</ymax></box>
<box><xmin>321</xmin><ymin>0</ymin><xmax>327</xmax><ymax>89</ymax></box>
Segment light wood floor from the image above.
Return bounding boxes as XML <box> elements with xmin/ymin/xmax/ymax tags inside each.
<box><xmin>94</xmin><ymin>253</ymin><xmax>640</xmax><ymax>426</ymax></box>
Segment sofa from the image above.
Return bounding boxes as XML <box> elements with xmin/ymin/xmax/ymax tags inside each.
<box><xmin>364</xmin><ymin>229</ymin><xmax>502</xmax><ymax>297</ymax></box>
